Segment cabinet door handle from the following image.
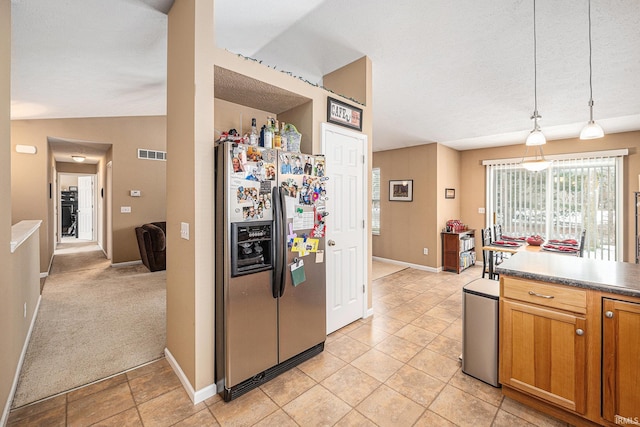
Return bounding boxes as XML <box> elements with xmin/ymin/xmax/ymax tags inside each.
<box><xmin>576</xmin><ymin>329</ymin><xmax>584</xmax><ymax>336</ymax></box>
<box><xmin>528</xmin><ymin>290</ymin><xmax>554</xmax><ymax>299</ymax></box>
<box><xmin>605</xmin><ymin>311</ymin><xmax>614</xmax><ymax>318</ymax></box>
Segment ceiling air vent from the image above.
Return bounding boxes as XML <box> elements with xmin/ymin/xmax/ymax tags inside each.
<box><xmin>138</xmin><ymin>148</ymin><xmax>167</xmax><ymax>161</ymax></box>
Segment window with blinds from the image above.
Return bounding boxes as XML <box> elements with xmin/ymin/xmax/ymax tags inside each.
<box><xmin>372</xmin><ymin>168</ymin><xmax>380</xmax><ymax>235</ymax></box>
<box><xmin>485</xmin><ymin>151</ymin><xmax>624</xmax><ymax>261</ymax></box>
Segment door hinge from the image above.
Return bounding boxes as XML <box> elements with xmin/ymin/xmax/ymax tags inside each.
<box><xmin>362</xmin><ymin>284</ymin><xmax>365</xmax><ymax>294</ymax></box>
<box><xmin>362</xmin><ymin>220</ymin><xmax>365</xmax><ymax>229</ymax></box>
<box><xmin>361</xmin><ymin>155</ymin><xmax>365</xmax><ymax>164</ymax></box>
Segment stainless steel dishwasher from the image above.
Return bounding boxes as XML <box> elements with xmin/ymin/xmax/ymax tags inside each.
<box><xmin>462</xmin><ymin>278</ymin><xmax>500</xmax><ymax>387</ymax></box>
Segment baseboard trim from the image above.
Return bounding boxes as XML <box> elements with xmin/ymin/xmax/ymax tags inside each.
<box><xmin>1</xmin><ymin>295</ymin><xmax>42</xmax><ymax>426</ymax></box>
<box><xmin>39</xmin><ymin>272</ymin><xmax>48</xmax><ymax>279</ymax></box>
<box><xmin>365</xmin><ymin>307</ymin><xmax>374</xmax><ymax>318</ymax></box>
<box><xmin>372</xmin><ymin>256</ymin><xmax>440</xmax><ymax>273</ymax></box>
<box><xmin>164</xmin><ymin>348</ymin><xmax>217</xmax><ymax>405</ymax></box>
<box><xmin>110</xmin><ymin>260</ymin><xmax>142</xmax><ymax>268</ymax></box>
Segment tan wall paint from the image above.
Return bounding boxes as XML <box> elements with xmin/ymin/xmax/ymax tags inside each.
<box><xmin>323</xmin><ymin>56</ymin><xmax>368</xmax><ymax>106</ymax></box>
<box><xmin>56</xmin><ymin>162</ymin><xmax>98</xmax><ymax>175</ymax></box>
<box><xmin>373</xmin><ymin>144</ymin><xmax>440</xmax><ymax>268</ymax></box>
<box><xmin>0</xmin><ymin>0</ymin><xmax>15</xmax><ymax>417</ymax></box>
<box><xmin>460</xmin><ymin>132</ymin><xmax>640</xmax><ymax>263</ymax></box>
<box><xmin>214</xmin><ymin>98</ymin><xmax>276</xmax><ymax>137</ymax></box>
<box><xmin>166</xmin><ymin>0</ymin><xmax>215</xmax><ymax>391</ymax></box>
<box><xmin>436</xmin><ymin>144</ymin><xmax>462</xmax><ymax>266</ymax></box>
<box><xmin>11</xmin><ymin>116</ymin><xmax>166</xmax><ymax>271</ymax></box>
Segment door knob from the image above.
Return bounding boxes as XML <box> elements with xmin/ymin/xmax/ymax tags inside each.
<box><xmin>576</xmin><ymin>329</ymin><xmax>584</xmax><ymax>336</ymax></box>
<box><xmin>328</xmin><ymin>240</ymin><xmax>336</xmax><ymax>246</ymax></box>
<box><xmin>605</xmin><ymin>311</ymin><xmax>614</xmax><ymax>318</ymax></box>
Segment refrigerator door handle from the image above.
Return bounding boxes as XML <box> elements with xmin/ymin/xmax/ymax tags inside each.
<box><xmin>278</xmin><ymin>187</ymin><xmax>288</xmax><ymax>297</ymax></box>
<box><xmin>272</xmin><ymin>186</ymin><xmax>282</xmax><ymax>299</ymax></box>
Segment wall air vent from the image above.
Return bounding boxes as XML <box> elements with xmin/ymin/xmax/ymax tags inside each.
<box><xmin>138</xmin><ymin>149</ymin><xmax>167</xmax><ymax>161</ymax></box>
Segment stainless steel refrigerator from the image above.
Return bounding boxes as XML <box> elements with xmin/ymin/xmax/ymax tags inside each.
<box><xmin>215</xmin><ymin>141</ymin><xmax>327</xmax><ymax>401</ymax></box>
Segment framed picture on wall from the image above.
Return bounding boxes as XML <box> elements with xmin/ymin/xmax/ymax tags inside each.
<box><xmin>389</xmin><ymin>180</ymin><xmax>413</xmax><ymax>201</ymax></box>
<box><xmin>445</xmin><ymin>188</ymin><xmax>455</xmax><ymax>199</ymax></box>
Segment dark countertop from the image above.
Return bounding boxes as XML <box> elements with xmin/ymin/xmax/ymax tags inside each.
<box><xmin>496</xmin><ymin>251</ymin><xmax>640</xmax><ymax>298</ymax></box>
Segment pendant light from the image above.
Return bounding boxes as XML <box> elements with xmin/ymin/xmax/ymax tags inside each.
<box><xmin>521</xmin><ymin>0</ymin><xmax>551</xmax><ymax>171</ymax></box>
<box><xmin>579</xmin><ymin>0</ymin><xmax>604</xmax><ymax>139</ymax></box>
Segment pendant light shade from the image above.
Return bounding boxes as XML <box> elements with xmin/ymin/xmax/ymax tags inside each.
<box><xmin>521</xmin><ymin>145</ymin><xmax>552</xmax><ymax>172</ymax></box>
<box><xmin>580</xmin><ymin>0</ymin><xmax>604</xmax><ymax>140</ymax></box>
<box><xmin>580</xmin><ymin>119</ymin><xmax>604</xmax><ymax>139</ymax></box>
<box><xmin>521</xmin><ymin>0</ymin><xmax>550</xmax><ymax>171</ymax></box>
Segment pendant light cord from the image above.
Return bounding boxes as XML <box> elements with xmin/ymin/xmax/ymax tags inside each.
<box><xmin>532</xmin><ymin>0</ymin><xmax>539</xmax><ymax>126</ymax></box>
<box><xmin>588</xmin><ymin>0</ymin><xmax>594</xmax><ymax>119</ymax></box>
<box><xmin>533</xmin><ymin>0</ymin><xmax>537</xmax><ymax>112</ymax></box>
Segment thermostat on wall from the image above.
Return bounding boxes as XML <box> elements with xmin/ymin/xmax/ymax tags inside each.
<box><xmin>130</xmin><ymin>190</ymin><xmax>141</xmax><ymax>197</ymax></box>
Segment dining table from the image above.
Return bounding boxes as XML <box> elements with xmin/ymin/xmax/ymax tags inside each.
<box><xmin>482</xmin><ymin>240</ymin><xmax>577</xmax><ymax>280</ymax></box>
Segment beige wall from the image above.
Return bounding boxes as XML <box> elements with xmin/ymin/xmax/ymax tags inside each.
<box><xmin>166</xmin><ymin>0</ymin><xmax>214</xmax><ymax>391</ymax></box>
<box><xmin>323</xmin><ymin>56</ymin><xmax>368</xmax><ymax>106</ymax></box>
<box><xmin>373</xmin><ymin>143</ymin><xmax>441</xmax><ymax>268</ymax></box>
<box><xmin>460</xmin><ymin>132</ymin><xmax>640</xmax><ymax>263</ymax></box>
<box><xmin>57</xmin><ymin>162</ymin><xmax>98</xmax><ymax>175</ymax></box>
<box><xmin>0</xmin><ymin>0</ymin><xmax>14</xmax><ymax>419</ymax></box>
<box><xmin>436</xmin><ymin>144</ymin><xmax>462</xmax><ymax>266</ymax></box>
<box><xmin>11</xmin><ymin>116</ymin><xmax>166</xmax><ymax>271</ymax></box>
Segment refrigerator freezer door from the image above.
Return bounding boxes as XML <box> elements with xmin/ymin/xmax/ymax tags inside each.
<box><xmin>226</xmin><ymin>271</ymin><xmax>278</xmax><ymax>388</ymax></box>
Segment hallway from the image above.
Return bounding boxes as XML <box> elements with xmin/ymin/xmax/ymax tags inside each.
<box><xmin>11</xmin><ymin>243</ymin><xmax>166</xmax><ymax>409</ymax></box>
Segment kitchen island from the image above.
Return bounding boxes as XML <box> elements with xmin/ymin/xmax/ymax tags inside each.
<box><xmin>496</xmin><ymin>252</ymin><xmax>640</xmax><ymax>427</ymax></box>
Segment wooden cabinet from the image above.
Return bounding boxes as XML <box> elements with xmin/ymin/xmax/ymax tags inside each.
<box><xmin>500</xmin><ymin>278</ymin><xmax>588</xmax><ymax>414</ymax></box>
<box><xmin>602</xmin><ymin>298</ymin><xmax>640</xmax><ymax>424</ymax></box>
<box><xmin>441</xmin><ymin>230</ymin><xmax>475</xmax><ymax>273</ymax></box>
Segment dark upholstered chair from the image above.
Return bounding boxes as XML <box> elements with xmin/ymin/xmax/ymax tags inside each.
<box><xmin>135</xmin><ymin>221</ymin><xmax>166</xmax><ymax>271</ymax></box>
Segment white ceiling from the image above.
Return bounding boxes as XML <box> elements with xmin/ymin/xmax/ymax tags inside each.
<box><xmin>10</xmin><ymin>0</ymin><xmax>640</xmax><ymax>154</ymax></box>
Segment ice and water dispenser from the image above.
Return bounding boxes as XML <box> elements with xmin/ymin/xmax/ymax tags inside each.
<box><xmin>230</xmin><ymin>221</ymin><xmax>273</xmax><ymax>277</ymax></box>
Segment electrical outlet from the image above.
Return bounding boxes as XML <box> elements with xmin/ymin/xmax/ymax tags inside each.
<box><xmin>180</xmin><ymin>222</ymin><xmax>190</xmax><ymax>240</ymax></box>
<box><xmin>121</xmin><ymin>206</ymin><xmax>131</xmax><ymax>213</ymax></box>
<box><xmin>423</xmin><ymin>248</ymin><xmax>429</xmax><ymax>255</ymax></box>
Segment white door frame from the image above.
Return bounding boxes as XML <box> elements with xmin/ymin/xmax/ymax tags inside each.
<box><xmin>321</xmin><ymin>122</ymin><xmax>369</xmax><ymax>324</ymax></box>
<box><xmin>106</xmin><ymin>161</ymin><xmax>113</xmax><ymax>260</ymax></box>
<box><xmin>57</xmin><ymin>172</ymin><xmax>98</xmax><ymax>241</ymax></box>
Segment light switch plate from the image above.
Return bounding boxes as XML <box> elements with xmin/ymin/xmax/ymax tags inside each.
<box><xmin>130</xmin><ymin>190</ymin><xmax>141</xmax><ymax>197</ymax></box>
<box><xmin>180</xmin><ymin>222</ymin><xmax>190</xmax><ymax>240</ymax></box>
<box><xmin>121</xmin><ymin>206</ymin><xmax>131</xmax><ymax>213</ymax></box>
<box><xmin>478</xmin><ymin>207</ymin><xmax>486</xmax><ymax>214</ymax></box>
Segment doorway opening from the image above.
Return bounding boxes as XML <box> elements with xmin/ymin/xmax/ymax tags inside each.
<box><xmin>57</xmin><ymin>172</ymin><xmax>99</xmax><ymax>256</ymax></box>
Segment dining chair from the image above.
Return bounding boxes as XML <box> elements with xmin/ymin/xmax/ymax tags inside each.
<box><xmin>481</xmin><ymin>228</ymin><xmax>498</xmax><ymax>279</ymax></box>
<box><xmin>493</xmin><ymin>224</ymin><xmax>507</xmax><ymax>264</ymax></box>
<box><xmin>578</xmin><ymin>229</ymin><xmax>587</xmax><ymax>257</ymax></box>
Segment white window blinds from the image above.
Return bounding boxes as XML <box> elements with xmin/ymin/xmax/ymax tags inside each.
<box><xmin>485</xmin><ymin>150</ymin><xmax>624</xmax><ymax>261</ymax></box>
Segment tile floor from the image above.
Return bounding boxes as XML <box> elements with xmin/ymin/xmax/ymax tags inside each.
<box><xmin>8</xmin><ymin>266</ymin><xmax>570</xmax><ymax>426</ymax></box>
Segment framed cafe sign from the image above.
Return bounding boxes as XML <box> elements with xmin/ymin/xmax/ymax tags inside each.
<box><xmin>327</xmin><ymin>97</ymin><xmax>363</xmax><ymax>131</ymax></box>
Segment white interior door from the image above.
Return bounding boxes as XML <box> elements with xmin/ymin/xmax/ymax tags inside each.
<box><xmin>77</xmin><ymin>175</ymin><xmax>94</xmax><ymax>240</ymax></box>
<box><xmin>322</xmin><ymin>123</ymin><xmax>367</xmax><ymax>334</ymax></box>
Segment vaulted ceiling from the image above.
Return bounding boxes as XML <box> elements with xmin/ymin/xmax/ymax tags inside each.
<box><xmin>10</xmin><ymin>0</ymin><xmax>640</xmax><ymax>152</ymax></box>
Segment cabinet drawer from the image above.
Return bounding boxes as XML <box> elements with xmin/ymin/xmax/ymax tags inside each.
<box><xmin>502</xmin><ymin>277</ymin><xmax>586</xmax><ymax>314</ymax></box>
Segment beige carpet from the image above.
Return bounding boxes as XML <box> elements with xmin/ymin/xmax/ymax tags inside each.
<box><xmin>372</xmin><ymin>259</ymin><xmax>407</xmax><ymax>280</ymax></box>
<box><xmin>12</xmin><ymin>249</ymin><xmax>166</xmax><ymax>408</ymax></box>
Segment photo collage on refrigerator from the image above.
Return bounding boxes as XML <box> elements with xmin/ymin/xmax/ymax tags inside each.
<box><xmin>228</xmin><ymin>144</ymin><xmax>328</xmax><ymax>258</ymax></box>
<box><xmin>229</xmin><ymin>144</ymin><xmax>275</xmax><ymax>223</ymax></box>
